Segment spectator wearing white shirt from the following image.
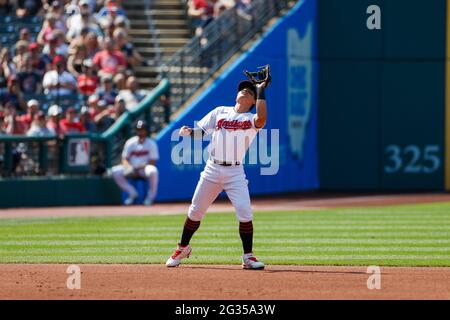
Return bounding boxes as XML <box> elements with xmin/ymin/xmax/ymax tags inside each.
<box><xmin>27</xmin><ymin>111</ymin><xmax>56</xmax><ymax>137</ymax></box>
<box><xmin>43</xmin><ymin>55</ymin><xmax>77</xmax><ymax>97</ymax></box>
<box><xmin>118</xmin><ymin>76</ymin><xmax>149</xmax><ymax>111</ymax></box>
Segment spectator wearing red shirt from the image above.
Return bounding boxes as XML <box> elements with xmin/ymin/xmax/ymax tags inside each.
<box><xmin>86</xmin><ymin>94</ymin><xmax>104</xmax><ymax>119</ymax></box>
<box><xmin>188</xmin><ymin>0</ymin><xmax>214</xmax><ymax>36</ymax></box>
<box><xmin>17</xmin><ymin>99</ymin><xmax>40</xmax><ymax>131</ymax></box>
<box><xmin>59</xmin><ymin>107</ymin><xmax>86</xmax><ymax>135</ymax></box>
<box><xmin>92</xmin><ymin>37</ymin><xmax>127</xmax><ymax>78</ymax></box>
<box><xmin>2</xmin><ymin>105</ymin><xmax>27</xmax><ymax>135</ymax></box>
<box><xmin>46</xmin><ymin>104</ymin><xmax>63</xmax><ymax>136</ymax></box>
<box><xmin>77</xmin><ymin>59</ymin><xmax>99</xmax><ymax>96</ymax></box>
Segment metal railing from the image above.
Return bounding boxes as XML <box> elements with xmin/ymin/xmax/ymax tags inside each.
<box><xmin>159</xmin><ymin>0</ymin><xmax>295</xmax><ymax>113</ymax></box>
<box><xmin>144</xmin><ymin>0</ymin><xmax>163</xmax><ymax>65</ymax></box>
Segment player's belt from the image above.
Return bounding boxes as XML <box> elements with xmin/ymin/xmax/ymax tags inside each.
<box><xmin>212</xmin><ymin>159</ymin><xmax>241</xmax><ymax>166</ymax></box>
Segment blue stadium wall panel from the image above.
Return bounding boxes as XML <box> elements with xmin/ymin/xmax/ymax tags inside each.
<box><xmin>155</xmin><ymin>0</ymin><xmax>319</xmax><ymax>201</ymax></box>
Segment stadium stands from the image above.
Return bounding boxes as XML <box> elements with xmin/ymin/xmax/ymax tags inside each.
<box><xmin>0</xmin><ymin>0</ymin><xmax>295</xmax><ymax>178</ymax></box>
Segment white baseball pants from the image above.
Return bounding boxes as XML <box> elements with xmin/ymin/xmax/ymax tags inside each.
<box><xmin>111</xmin><ymin>164</ymin><xmax>159</xmax><ymax>200</ymax></box>
<box><xmin>188</xmin><ymin>160</ymin><xmax>253</xmax><ymax>223</ymax></box>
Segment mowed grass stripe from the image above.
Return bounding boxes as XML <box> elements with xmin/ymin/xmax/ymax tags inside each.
<box><xmin>2</xmin><ymin>231</ymin><xmax>450</xmax><ymax>238</ymax></box>
<box><xmin>2</xmin><ymin>247</ymin><xmax>450</xmax><ymax>255</ymax></box>
<box><xmin>0</xmin><ymin>202</ymin><xmax>450</xmax><ymax>266</ymax></box>
<box><xmin>0</xmin><ymin>233</ymin><xmax>450</xmax><ymax>242</ymax></box>
<box><xmin>1</xmin><ymin>255</ymin><xmax>449</xmax><ymax>266</ymax></box>
<box><xmin>3</xmin><ymin>225</ymin><xmax>450</xmax><ymax>233</ymax></box>
<box><xmin>2</xmin><ymin>241</ymin><xmax>450</xmax><ymax>248</ymax></box>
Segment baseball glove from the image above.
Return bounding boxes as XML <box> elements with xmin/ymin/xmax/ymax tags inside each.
<box><xmin>244</xmin><ymin>64</ymin><xmax>271</xmax><ymax>88</ymax></box>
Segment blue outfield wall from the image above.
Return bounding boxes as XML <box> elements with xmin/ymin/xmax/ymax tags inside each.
<box><xmin>155</xmin><ymin>0</ymin><xmax>319</xmax><ymax>201</ymax></box>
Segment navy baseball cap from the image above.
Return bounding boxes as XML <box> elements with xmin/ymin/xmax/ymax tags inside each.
<box><xmin>136</xmin><ymin>120</ymin><xmax>148</xmax><ymax>130</ymax></box>
<box><xmin>238</xmin><ymin>80</ymin><xmax>256</xmax><ymax>98</ymax></box>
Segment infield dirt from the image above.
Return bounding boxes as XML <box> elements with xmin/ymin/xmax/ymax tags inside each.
<box><xmin>1</xmin><ymin>193</ymin><xmax>450</xmax><ymax>300</ymax></box>
<box><xmin>0</xmin><ymin>264</ymin><xmax>449</xmax><ymax>299</ymax></box>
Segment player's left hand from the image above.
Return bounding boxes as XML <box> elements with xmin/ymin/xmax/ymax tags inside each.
<box><xmin>244</xmin><ymin>64</ymin><xmax>271</xmax><ymax>89</ymax></box>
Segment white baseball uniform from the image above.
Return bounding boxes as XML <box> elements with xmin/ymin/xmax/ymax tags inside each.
<box><xmin>188</xmin><ymin>106</ymin><xmax>260</xmax><ymax>223</ymax></box>
<box><xmin>111</xmin><ymin>136</ymin><xmax>159</xmax><ymax>200</ymax></box>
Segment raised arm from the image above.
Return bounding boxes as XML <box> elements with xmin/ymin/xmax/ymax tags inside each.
<box><xmin>254</xmin><ymin>83</ymin><xmax>268</xmax><ymax>129</ymax></box>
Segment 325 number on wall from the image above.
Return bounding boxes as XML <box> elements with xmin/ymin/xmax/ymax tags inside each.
<box><xmin>384</xmin><ymin>145</ymin><xmax>441</xmax><ymax>174</ymax></box>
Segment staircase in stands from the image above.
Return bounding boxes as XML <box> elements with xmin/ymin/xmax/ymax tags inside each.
<box><xmin>122</xmin><ymin>0</ymin><xmax>192</xmax><ymax>90</ymax></box>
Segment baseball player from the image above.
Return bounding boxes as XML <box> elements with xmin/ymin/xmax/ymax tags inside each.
<box><xmin>111</xmin><ymin>120</ymin><xmax>159</xmax><ymax>206</ymax></box>
<box><xmin>166</xmin><ymin>70</ymin><xmax>270</xmax><ymax>269</ymax></box>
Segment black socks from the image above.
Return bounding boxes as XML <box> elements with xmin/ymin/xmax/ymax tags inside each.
<box><xmin>239</xmin><ymin>221</ymin><xmax>254</xmax><ymax>254</ymax></box>
<box><xmin>180</xmin><ymin>217</ymin><xmax>201</xmax><ymax>247</ymax></box>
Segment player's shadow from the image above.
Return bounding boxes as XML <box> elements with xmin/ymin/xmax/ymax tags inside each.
<box><xmin>184</xmin><ymin>266</ymin><xmax>369</xmax><ymax>275</ymax></box>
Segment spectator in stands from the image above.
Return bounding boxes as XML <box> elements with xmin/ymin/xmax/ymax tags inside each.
<box><xmin>100</xmin><ymin>18</ymin><xmax>116</xmax><ymax>39</ymax></box>
<box><xmin>118</xmin><ymin>76</ymin><xmax>148</xmax><ymax>110</ymax></box>
<box><xmin>114</xmin><ymin>15</ymin><xmax>129</xmax><ymax>32</ymax></box>
<box><xmin>86</xmin><ymin>93</ymin><xmax>100</xmax><ymax>117</ymax></box>
<box><xmin>95</xmin><ymin>73</ymin><xmax>118</xmax><ymax>105</ymax></box>
<box><xmin>16</xmin><ymin>0</ymin><xmax>43</xmax><ymax>17</ymax></box>
<box><xmin>13</xmin><ymin>40</ymin><xmax>29</xmax><ymax>72</ymax></box>
<box><xmin>46</xmin><ymin>103</ymin><xmax>62</xmax><ymax>135</ymax></box>
<box><xmin>42</xmin><ymin>30</ymin><xmax>69</xmax><ymax>59</ymax></box>
<box><xmin>77</xmin><ymin>58</ymin><xmax>99</xmax><ymax>96</ymax></box>
<box><xmin>0</xmin><ymin>76</ymin><xmax>26</xmax><ymax>112</ymax></box>
<box><xmin>79</xmin><ymin>105</ymin><xmax>95</xmax><ymax>132</ymax></box>
<box><xmin>111</xmin><ymin>95</ymin><xmax>126</xmax><ymax>120</ymax></box>
<box><xmin>37</xmin><ymin>13</ymin><xmax>59</xmax><ymax>45</ymax></box>
<box><xmin>1</xmin><ymin>48</ymin><xmax>15</xmax><ymax>85</ymax></box>
<box><xmin>59</xmin><ymin>106</ymin><xmax>86</xmax><ymax>134</ymax></box>
<box><xmin>2</xmin><ymin>104</ymin><xmax>27</xmax><ymax>134</ymax></box>
<box><xmin>113</xmin><ymin>72</ymin><xmax>126</xmax><ymax>91</ymax></box>
<box><xmin>0</xmin><ymin>0</ymin><xmax>14</xmax><ymax>15</ymax></box>
<box><xmin>43</xmin><ymin>55</ymin><xmax>77</xmax><ymax>97</ymax></box>
<box><xmin>28</xmin><ymin>42</ymin><xmax>48</xmax><ymax>78</ymax></box>
<box><xmin>65</xmin><ymin>0</ymin><xmax>96</xmax><ymax>17</ymax></box>
<box><xmin>41</xmin><ymin>33</ymin><xmax>59</xmax><ymax>61</ymax></box>
<box><xmin>97</xmin><ymin>0</ymin><xmax>126</xmax><ymax>21</ymax></box>
<box><xmin>100</xmin><ymin>16</ymin><xmax>116</xmax><ymax>38</ymax></box>
<box><xmin>26</xmin><ymin>110</ymin><xmax>55</xmax><ymax>137</ymax></box>
<box><xmin>0</xmin><ymin>68</ymin><xmax>7</xmax><ymax>92</ymax></box>
<box><xmin>113</xmin><ymin>28</ymin><xmax>142</xmax><ymax>69</ymax></box>
<box><xmin>67</xmin><ymin>43</ymin><xmax>89</xmax><ymax>77</ymax></box>
<box><xmin>17</xmin><ymin>53</ymin><xmax>43</xmax><ymax>94</ymax></box>
<box><xmin>67</xmin><ymin>2</ymin><xmax>103</xmax><ymax>42</ymax></box>
<box><xmin>98</xmin><ymin>2</ymin><xmax>130</xmax><ymax>31</ymax></box>
<box><xmin>85</xmin><ymin>31</ymin><xmax>101</xmax><ymax>59</ymax></box>
<box><xmin>0</xmin><ymin>111</ymin><xmax>5</xmax><ymax>134</ymax></box>
<box><xmin>66</xmin><ymin>0</ymin><xmax>89</xmax><ymax>30</ymax></box>
<box><xmin>93</xmin><ymin>99</ymin><xmax>114</xmax><ymax>132</ymax></box>
<box><xmin>187</xmin><ymin>0</ymin><xmax>214</xmax><ymax>36</ymax></box>
<box><xmin>48</xmin><ymin>1</ymin><xmax>67</xmax><ymax>33</ymax></box>
<box><xmin>92</xmin><ymin>37</ymin><xmax>126</xmax><ymax>78</ymax></box>
<box><xmin>214</xmin><ymin>2</ymin><xmax>227</xmax><ymax>17</ymax></box>
<box><xmin>18</xmin><ymin>99</ymin><xmax>40</xmax><ymax>130</ymax></box>
<box><xmin>19</xmin><ymin>28</ymin><xmax>32</xmax><ymax>42</ymax></box>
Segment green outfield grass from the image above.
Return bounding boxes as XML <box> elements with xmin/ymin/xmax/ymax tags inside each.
<box><xmin>0</xmin><ymin>202</ymin><xmax>450</xmax><ymax>266</ymax></box>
